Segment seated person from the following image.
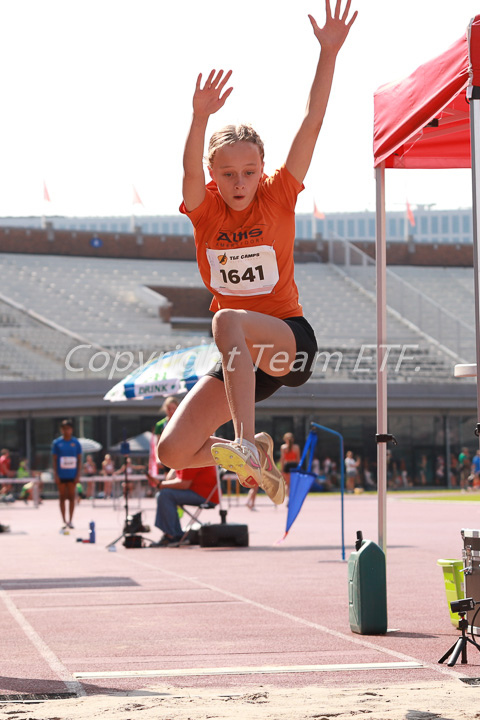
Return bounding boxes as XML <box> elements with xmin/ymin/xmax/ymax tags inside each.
<box><xmin>18</xmin><ymin>461</ymin><xmax>43</xmax><ymax>504</ymax></box>
<box><xmin>17</xmin><ymin>459</ymin><xmax>32</xmax><ymax>503</ymax></box>
<box><xmin>154</xmin><ymin>465</ymin><xmax>219</xmax><ymax>546</ymax></box>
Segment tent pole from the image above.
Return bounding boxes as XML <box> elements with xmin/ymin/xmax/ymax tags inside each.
<box><xmin>375</xmin><ymin>163</ymin><xmax>387</xmax><ymax>555</ymax></box>
<box><xmin>469</xmin><ymin>95</ymin><xmax>480</xmax><ymax>447</ymax></box>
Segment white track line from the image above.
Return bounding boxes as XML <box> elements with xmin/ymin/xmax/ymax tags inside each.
<box><xmin>119</xmin><ymin>555</ymin><xmax>468</xmax><ymax>681</ymax></box>
<box><xmin>75</xmin><ymin>662</ymin><xmax>423</xmax><ymax>680</ymax></box>
<box><xmin>0</xmin><ymin>589</ymin><xmax>86</xmax><ymax>697</ymax></box>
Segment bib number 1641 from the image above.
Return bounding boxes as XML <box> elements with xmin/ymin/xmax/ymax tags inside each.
<box><xmin>219</xmin><ymin>265</ymin><xmax>264</xmax><ymax>285</ymax></box>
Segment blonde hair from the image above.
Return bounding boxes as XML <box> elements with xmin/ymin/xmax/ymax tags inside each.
<box><xmin>207</xmin><ymin>124</ymin><xmax>264</xmax><ymax>167</ymax></box>
<box><xmin>161</xmin><ymin>396</ymin><xmax>179</xmax><ymax>413</ymax></box>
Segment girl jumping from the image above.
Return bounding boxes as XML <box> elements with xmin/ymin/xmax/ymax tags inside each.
<box><xmin>158</xmin><ymin>0</ymin><xmax>357</xmax><ymax>505</ymax></box>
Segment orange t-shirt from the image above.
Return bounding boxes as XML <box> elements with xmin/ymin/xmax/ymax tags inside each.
<box><xmin>180</xmin><ymin>164</ymin><xmax>304</xmax><ymax>320</ymax></box>
<box><xmin>176</xmin><ymin>466</ymin><xmax>219</xmax><ymax>504</ymax></box>
<box><xmin>283</xmin><ymin>448</ymin><xmax>299</xmax><ymax>463</ymax></box>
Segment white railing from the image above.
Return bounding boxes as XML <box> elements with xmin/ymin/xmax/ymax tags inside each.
<box><xmin>326</xmin><ymin>236</ymin><xmax>474</xmax><ymax>362</ymax></box>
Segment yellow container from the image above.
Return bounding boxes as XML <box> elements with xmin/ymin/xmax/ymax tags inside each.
<box><xmin>437</xmin><ymin>559</ymin><xmax>465</xmax><ymax>628</ymax></box>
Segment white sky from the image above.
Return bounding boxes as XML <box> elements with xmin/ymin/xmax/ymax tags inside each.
<box><xmin>1</xmin><ymin>0</ymin><xmax>479</xmax><ymax>219</ymax></box>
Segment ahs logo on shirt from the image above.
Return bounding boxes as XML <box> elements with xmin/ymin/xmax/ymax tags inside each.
<box><xmin>215</xmin><ymin>227</ymin><xmax>264</xmax><ymax>247</ymax></box>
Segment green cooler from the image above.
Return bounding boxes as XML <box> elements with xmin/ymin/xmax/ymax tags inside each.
<box><xmin>437</xmin><ymin>558</ymin><xmax>465</xmax><ymax>628</ymax></box>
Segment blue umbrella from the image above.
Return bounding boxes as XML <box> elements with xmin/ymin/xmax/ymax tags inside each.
<box><xmin>104</xmin><ymin>343</ymin><xmax>221</xmax><ymax>402</ymax></box>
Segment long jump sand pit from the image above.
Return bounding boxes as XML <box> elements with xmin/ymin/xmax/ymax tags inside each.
<box><xmin>0</xmin><ymin>679</ymin><xmax>477</xmax><ymax>720</ymax></box>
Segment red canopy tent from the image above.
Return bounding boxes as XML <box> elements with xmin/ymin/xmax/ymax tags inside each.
<box><xmin>373</xmin><ymin>16</ymin><xmax>480</xmax><ymax>553</ymax></box>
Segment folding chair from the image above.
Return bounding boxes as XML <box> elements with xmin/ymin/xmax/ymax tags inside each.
<box><xmin>176</xmin><ymin>466</ymin><xmax>224</xmax><ymax>547</ymax></box>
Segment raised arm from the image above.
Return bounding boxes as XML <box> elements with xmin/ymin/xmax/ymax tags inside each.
<box><xmin>285</xmin><ymin>0</ymin><xmax>357</xmax><ymax>185</ymax></box>
<box><xmin>182</xmin><ymin>69</ymin><xmax>233</xmax><ymax>211</ymax></box>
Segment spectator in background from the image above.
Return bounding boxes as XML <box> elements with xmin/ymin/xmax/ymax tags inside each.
<box><xmin>0</xmin><ymin>448</ymin><xmax>13</xmax><ymax>497</ymax></box>
<box><xmin>323</xmin><ymin>456</ymin><xmax>333</xmax><ymax>487</ymax></box>
<box><xmin>76</xmin><ymin>480</ymin><xmax>86</xmax><ymax>504</ymax></box>
<box><xmin>52</xmin><ymin>419</ymin><xmax>82</xmax><ymax>530</ymax></box>
<box><xmin>345</xmin><ymin>450</ymin><xmax>358</xmax><ymax>492</ymax></box>
<box><xmin>114</xmin><ymin>456</ymin><xmax>145</xmax><ymax>497</ymax></box>
<box><xmin>355</xmin><ymin>454</ymin><xmax>363</xmax><ymax>488</ymax></box>
<box><xmin>101</xmin><ymin>453</ymin><xmax>115</xmax><ymax>498</ymax></box>
<box><xmin>0</xmin><ymin>448</ymin><xmax>12</xmax><ymax>477</ymax></box>
<box><xmin>450</xmin><ymin>453</ymin><xmax>459</xmax><ymax>487</ymax></box>
<box><xmin>435</xmin><ymin>455</ymin><xmax>445</xmax><ymax>486</ymax></box>
<box><xmin>17</xmin><ymin>459</ymin><xmax>38</xmax><ymax>504</ymax></box>
<box><xmin>458</xmin><ymin>447</ymin><xmax>471</xmax><ymax>490</ymax></box>
<box><xmin>471</xmin><ymin>449</ymin><xmax>480</xmax><ymax>490</ymax></box>
<box><xmin>363</xmin><ymin>458</ymin><xmax>376</xmax><ymax>489</ymax></box>
<box><xmin>418</xmin><ymin>454</ymin><xmax>428</xmax><ymax>486</ymax></box>
<box><xmin>280</xmin><ymin>433</ymin><xmax>301</xmax><ymax>493</ymax></box>
<box><xmin>399</xmin><ymin>458</ymin><xmax>409</xmax><ymax>488</ymax></box>
<box><xmin>17</xmin><ymin>459</ymin><xmax>29</xmax><ymax>480</ymax></box>
<box><xmin>114</xmin><ymin>456</ymin><xmax>145</xmax><ymax>477</ymax></box>
<box><xmin>83</xmin><ymin>454</ymin><xmax>97</xmax><ymax>499</ymax></box>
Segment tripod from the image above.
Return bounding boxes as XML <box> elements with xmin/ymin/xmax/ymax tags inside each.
<box><xmin>106</xmin><ymin>450</ymin><xmax>152</xmax><ymax>548</ymax></box>
<box><xmin>438</xmin><ymin>613</ymin><xmax>480</xmax><ymax>667</ymax></box>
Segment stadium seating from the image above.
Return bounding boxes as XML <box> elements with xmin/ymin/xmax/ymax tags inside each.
<box><xmin>392</xmin><ymin>266</ymin><xmax>474</xmax><ymax>326</ymax></box>
<box><xmin>0</xmin><ymin>252</ymin><xmax>466</xmax><ymax>383</ymax></box>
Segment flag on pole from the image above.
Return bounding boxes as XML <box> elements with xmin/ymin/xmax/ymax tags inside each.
<box><xmin>43</xmin><ymin>181</ymin><xmax>51</xmax><ymax>203</ymax></box>
<box><xmin>406</xmin><ymin>200</ymin><xmax>415</xmax><ymax>227</ymax></box>
<box><xmin>132</xmin><ymin>185</ymin><xmax>144</xmax><ymax>206</ymax></box>
<box><xmin>313</xmin><ymin>202</ymin><xmax>325</xmax><ymax>220</ymax></box>
<box><xmin>285</xmin><ymin>467</ymin><xmax>317</xmax><ymax>536</ymax></box>
<box><xmin>277</xmin><ymin>431</ymin><xmax>318</xmax><ymax>543</ymax></box>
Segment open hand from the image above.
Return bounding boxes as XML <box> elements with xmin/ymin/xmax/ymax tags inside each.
<box><xmin>309</xmin><ymin>0</ymin><xmax>357</xmax><ymax>55</ymax></box>
<box><xmin>193</xmin><ymin>69</ymin><xmax>233</xmax><ymax>118</ymax></box>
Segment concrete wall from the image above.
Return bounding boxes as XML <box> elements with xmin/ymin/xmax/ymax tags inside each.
<box><xmin>0</xmin><ymin>224</ymin><xmax>474</xmax><ymax>266</ymax></box>
<box><xmin>0</xmin><ymin>225</ymin><xmax>196</xmax><ymax>260</ymax></box>
<box><xmin>351</xmin><ymin>239</ymin><xmax>473</xmax><ymax>267</ymax></box>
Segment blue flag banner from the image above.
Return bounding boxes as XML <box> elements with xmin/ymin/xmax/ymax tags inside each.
<box><xmin>284</xmin><ymin>430</ymin><xmax>318</xmax><ymax>538</ymax></box>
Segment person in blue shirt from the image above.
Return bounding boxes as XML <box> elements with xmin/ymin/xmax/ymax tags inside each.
<box><xmin>52</xmin><ymin>419</ymin><xmax>82</xmax><ymax>530</ymax></box>
<box><xmin>471</xmin><ymin>449</ymin><xmax>480</xmax><ymax>488</ymax></box>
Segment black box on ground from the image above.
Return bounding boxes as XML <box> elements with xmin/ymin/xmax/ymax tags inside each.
<box><xmin>185</xmin><ymin>528</ymin><xmax>200</xmax><ymax>545</ymax></box>
<box><xmin>199</xmin><ymin>523</ymin><xmax>249</xmax><ymax>548</ymax></box>
<box><xmin>123</xmin><ymin>535</ymin><xmax>144</xmax><ymax>548</ymax></box>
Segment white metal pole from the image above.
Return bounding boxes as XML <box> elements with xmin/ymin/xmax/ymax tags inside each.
<box><xmin>469</xmin><ymin>96</ymin><xmax>480</xmax><ymax>442</ymax></box>
<box><xmin>375</xmin><ymin>163</ymin><xmax>388</xmax><ymax>554</ymax></box>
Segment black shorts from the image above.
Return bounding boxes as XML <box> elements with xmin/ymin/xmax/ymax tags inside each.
<box><xmin>206</xmin><ymin>315</ymin><xmax>318</xmax><ymax>403</ymax></box>
<box><xmin>59</xmin><ymin>478</ymin><xmax>76</xmax><ymax>484</ymax></box>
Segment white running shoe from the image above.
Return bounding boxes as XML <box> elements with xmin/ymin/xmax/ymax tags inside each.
<box><xmin>211</xmin><ymin>441</ymin><xmax>261</xmax><ymax>489</ymax></box>
<box><xmin>254</xmin><ymin>432</ymin><xmax>286</xmax><ymax>505</ymax></box>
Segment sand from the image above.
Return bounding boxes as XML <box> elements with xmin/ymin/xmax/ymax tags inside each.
<box><xmin>0</xmin><ymin>680</ymin><xmax>478</xmax><ymax>720</ymax></box>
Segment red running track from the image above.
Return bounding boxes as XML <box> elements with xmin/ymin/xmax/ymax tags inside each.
<box><xmin>1</xmin><ymin>491</ymin><xmax>479</xmax><ymax>697</ymax></box>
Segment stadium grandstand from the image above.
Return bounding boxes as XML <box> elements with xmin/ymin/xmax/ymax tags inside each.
<box><xmin>0</xmin><ymin>224</ymin><xmax>477</xmax><ymax>488</ymax></box>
